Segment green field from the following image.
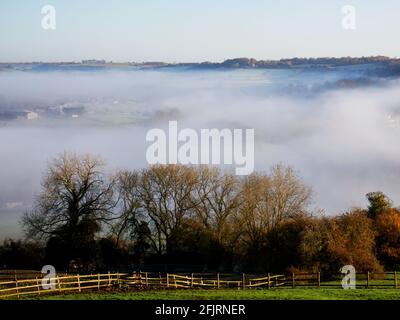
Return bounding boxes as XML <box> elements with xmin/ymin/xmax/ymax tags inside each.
<box><xmin>24</xmin><ymin>288</ymin><xmax>400</xmax><ymax>300</ymax></box>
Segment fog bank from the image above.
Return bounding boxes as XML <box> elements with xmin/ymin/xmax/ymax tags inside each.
<box><xmin>1</xmin><ymin>67</ymin><xmax>400</xmax><ymax>238</ymax></box>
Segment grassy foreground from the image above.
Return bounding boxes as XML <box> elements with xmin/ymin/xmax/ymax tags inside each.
<box><xmin>28</xmin><ymin>288</ymin><xmax>400</xmax><ymax>300</ymax></box>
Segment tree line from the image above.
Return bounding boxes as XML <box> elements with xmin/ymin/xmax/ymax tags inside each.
<box><xmin>1</xmin><ymin>152</ymin><xmax>399</xmax><ymax>274</ymax></box>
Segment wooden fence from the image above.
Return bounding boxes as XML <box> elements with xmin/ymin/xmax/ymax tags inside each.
<box><xmin>0</xmin><ymin>272</ymin><xmax>124</xmax><ymax>299</ymax></box>
<box><xmin>125</xmin><ymin>272</ymin><xmax>286</xmax><ymax>289</ymax></box>
<box><xmin>1</xmin><ymin>271</ymin><xmax>399</xmax><ymax>299</ymax></box>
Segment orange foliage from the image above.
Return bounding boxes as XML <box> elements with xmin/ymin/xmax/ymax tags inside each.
<box><xmin>376</xmin><ymin>209</ymin><xmax>400</xmax><ymax>267</ymax></box>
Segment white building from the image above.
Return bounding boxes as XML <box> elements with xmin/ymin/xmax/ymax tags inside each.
<box><xmin>26</xmin><ymin>111</ymin><xmax>39</xmax><ymax>120</ymax></box>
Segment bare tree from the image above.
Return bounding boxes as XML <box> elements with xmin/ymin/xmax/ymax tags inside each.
<box><xmin>22</xmin><ymin>152</ymin><xmax>116</xmax><ymax>242</ymax></box>
<box><xmin>238</xmin><ymin>173</ymin><xmax>272</xmax><ymax>245</ymax></box>
<box><xmin>112</xmin><ymin>170</ymin><xmax>145</xmax><ymax>245</ymax></box>
<box><xmin>138</xmin><ymin>165</ymin><xmax>198</xmax><ymax>254</ymax></box>
<box><xmin>268</xmin><ymin>164</ymin><xmax>312</xmax><ymax>224</ymax></box>
<box><xmin>238</xmin><ymin>164</ymin><xmax>312</xmax><ymax>245</ymax></box>
<box><xmin>192</xmin><ymin>166</ymin><xmax>241</xmax><ymax>245</ymax></box>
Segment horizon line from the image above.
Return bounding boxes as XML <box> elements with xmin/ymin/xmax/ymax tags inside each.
<box><xmin>0</xmin><ymin>55</ymin><xmax>399</xmax><ymax>65</ymax></box>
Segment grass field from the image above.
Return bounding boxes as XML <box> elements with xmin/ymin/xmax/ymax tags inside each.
<box><xmin>25</xmin><ymin>288</ymin><xmax>400</xmax><ymax>300</ymax></box>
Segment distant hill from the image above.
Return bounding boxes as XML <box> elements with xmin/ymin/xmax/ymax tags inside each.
<box><xmin>177</xmin><ymin>56</ymin><xmax>400</xmax><ymax>71</ymax></box>
<box><xmin>1</xmin><ymin>57</ymin><xmax>400</xmax><ymax>75</ymax></box>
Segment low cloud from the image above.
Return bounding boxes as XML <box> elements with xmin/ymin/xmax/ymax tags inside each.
<box><xmin>1</xmin><ymin>68</ymin><xmax>400</xmax><ymax>238</ymax></box>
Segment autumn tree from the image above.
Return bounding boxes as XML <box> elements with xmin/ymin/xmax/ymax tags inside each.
<box><xmin>250</xmin><ymin>214</ymin><xmax>312</xmax><ymax>273</ymax></box>
<box><xmin>375</xmin><ymin>208</ymin><xmax>400</xmax><ymax>269</ymax></box>
<box><xmin>366</xmin><ymin>191</ymin><xmax>393</xmax><ymax>219</ymax></box>
<box><xmin>300</xmin><ymin>209</ymin><xmax>382</xmax><ymax>273</ymax></box>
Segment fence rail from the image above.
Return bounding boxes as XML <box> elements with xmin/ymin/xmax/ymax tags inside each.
<box><xmin>0</xmin><ymin>271</ymin><xmax>399</xmax><ymax>299</ymax></box>
<box><xmin>0</xmin><ymin>272</ymin><xmax>125</xmax><ymax>299</ymax></box>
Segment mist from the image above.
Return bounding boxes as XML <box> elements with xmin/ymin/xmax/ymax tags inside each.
<box><xmin>1</xmin><ymin>67</ymin><xmax>400</xmax><ymax>239</ymax></box>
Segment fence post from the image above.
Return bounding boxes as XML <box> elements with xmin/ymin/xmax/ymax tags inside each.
<box><xmin>78</xmin><ymin>274</ymin><xmax>81</xmax><ymax>292</ymax></box>
<box><xmin>217</xmin><ymin>273</ymin><xmax>220</xmax><ymax>289</ymax></box>
<box><xmin>317</xmin><ymin>272</ymin><xmax>321</xmax><ymax>288</ymax></box>
<box><xmin>15</xmin><ymin>280</ymin><xmax>19</xmax><ymax>299</ymax></box>
<box><xmin>395</xmin><ymin>271</ymin><xmax>398</xmax><ymax>289</ymax></box>
<box><xmin>191</xmin><ymin>273</ymin><xmax>194</xmax><ymax>288</ymax></box>
<box><xmin>166</xmin><ymin>273</ymin><xmax>169</xmax><ymax>288</ymax></box>
<box><xmin>242</xmin><ymin>273</ymin><xmax>246</xmax><ymax>289</ymax></box>
<box><xmin>35</xmin><ymin>277</ymin><xmax>41</xmax><ymax>295</ymax></box>
<box><xmin>268</xmin><ymin>273</ymin><xmax>271</xmax><ymax>289</ymax></box>
<box><xmin>57</xmin><ymin>276</ymin><xmax>61</xmax><ymax>292</ymax></box>
<box><xmin>174</xmin><ymin>275</ymin><xmax>177</xmax><ymax>289</ymax></box>
<box><xmin>292</xmin><ymin>272</ymin><xmax>295</xmax><ymax>289</ymax></box>
<box><xmin>367</xmin><ymin>272</ymin><xmax>370</xmax><ymax>289</ymax></box>
<box><xmin>97</xmin><ymin>274</ymin><xmax>100</xmax><ymax>290</ymax></box>
<box><xmin>145</xmin><ymin>272</ymin><xmax>148</xmax><ymax>287</ymax></box>
<box><xmin>108</xmin><ymin>272</ymin><xmax>111</xmax><ymax>287</ymax></box>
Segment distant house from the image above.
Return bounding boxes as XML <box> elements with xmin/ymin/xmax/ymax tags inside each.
<box><xmin>25</xmin><ymin>111</ymin><xmax>39</xmax><ymax>120</ymax></box>
<box><xmin>82</xmin><ymin>59</ymin><xmax>106</xmax><ymax>65</ymax></box>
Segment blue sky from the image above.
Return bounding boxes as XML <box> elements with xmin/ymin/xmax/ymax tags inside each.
<box><xmin>0</xmin><ymin>0</ymin><xmax>399</xmax><ymax>62</ymax></box>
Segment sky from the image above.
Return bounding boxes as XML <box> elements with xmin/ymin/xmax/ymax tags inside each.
<box><xmin>0</xmin><ymin>0</ymin><xmax>399</xmax><ymax>62</ymax></box>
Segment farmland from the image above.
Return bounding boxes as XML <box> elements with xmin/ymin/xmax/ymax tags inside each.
<box><xmin>2</xmin><ymin>271</ymin><xmax>400</xmax><ymax>301</ymax></box>
<box><xmin>24</xmin><ymin>288</ymin><xmax>400</xmax><ymax>300</ymax></box>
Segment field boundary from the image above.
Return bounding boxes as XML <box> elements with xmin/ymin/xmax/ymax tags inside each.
<box><xmin>0</xmin><ymin>271</ymin><xmax>399</xmax><ymax>299</ymax></box>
